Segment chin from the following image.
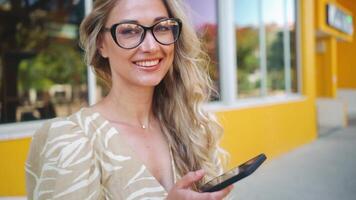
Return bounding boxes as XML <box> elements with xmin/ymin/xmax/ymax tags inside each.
<box><xmin>136</xmin><ymin>76</ymin><xmax>165</xmax><ymax>87</ymax></box>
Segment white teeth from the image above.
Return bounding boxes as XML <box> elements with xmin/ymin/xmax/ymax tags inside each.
<box><xmin>135</xmin><ymin>59</ymin><xmax>160</xmax><ymax>67</ymax></box>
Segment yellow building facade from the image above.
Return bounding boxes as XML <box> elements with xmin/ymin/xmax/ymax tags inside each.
<box><xmin>0</xmin><ymin>0</ymin><xmax>355</xmax><ymax>196</ymax></box>
<box><xmin>315</xmin><ymin>0</ymin><xmax>356</xmax><ymax>128</ymax></box>
<box><xmin>337</xmin><ymin>0</ymin><xmax>356</xmax><ymax>89</ymax></box>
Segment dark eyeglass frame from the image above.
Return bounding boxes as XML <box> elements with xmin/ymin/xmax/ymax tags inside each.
<box><xmin>102</xmin><ymin>18</ymin><xmax>182</xmax><ymax>49</ymax></box>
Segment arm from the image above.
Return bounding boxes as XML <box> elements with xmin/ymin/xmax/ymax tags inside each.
<box><xmin>25</xmin><ymin>119</ymin><xmax>103</xmax><ymax>200</ymax></box>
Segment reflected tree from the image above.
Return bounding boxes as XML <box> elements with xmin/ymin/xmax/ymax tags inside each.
<box><xmin>0</xmin><ymin>0</ymin><xmax>85</xmax><ymax>123</ymax></box>
<box><xmin>236</xmin><ymin>27</ymin><xmax>260</xmax><ymax>96</ymax></box>
<box><xmin>267</xmin><ymin>31</ymin><xmax>285</xmax><ymax>91</ymax></box>
<box><xmin>197</xmin><ymin>23</ymin><xmax>220</xmax><ymax>100</ymax></box>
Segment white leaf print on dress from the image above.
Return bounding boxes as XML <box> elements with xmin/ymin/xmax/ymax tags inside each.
<box><xmin>126</xmin><ymin>186</ymin><xmax>165</xmax><ymax>200</ymax></box>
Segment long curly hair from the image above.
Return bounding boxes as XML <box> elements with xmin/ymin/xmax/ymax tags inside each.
<box><xmin>79</xmin><ymin>0</ymin><xmax>227</xmax><ymax>190</ymax></box>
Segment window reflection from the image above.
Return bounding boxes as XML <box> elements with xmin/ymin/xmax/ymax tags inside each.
<box><xmin>0</xmin><ymin>0</ymin><xmax>87</xmax><ymax>123</ymax></box>
<box><xmin>185</xmin><ymin>0</ymin><xmax>220</xmax><ymax>101</ymax></box>
<box><xmin>263</xmin><ymin>0</ymin><xmax>286</xmax><ymax>95</ymax></box>
<box><xmin>235</xmin><ymin>0</ymin><xmax>298</xmax><ymax>98</ymax></box>
<box><xmin>235</xmin><ymin>0</ymin><xmax>261</xmax><ymax>98</ymax></box>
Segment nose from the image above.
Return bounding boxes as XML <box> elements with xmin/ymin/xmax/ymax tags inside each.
<box><xmin>139</xmin><ymin>31</ymin><xmax>160</xmax><ymax>52</ymax></box>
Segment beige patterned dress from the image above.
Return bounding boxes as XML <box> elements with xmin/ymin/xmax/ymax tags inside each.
<box><xmin>25</xmin><ymin>107</ymin><xmax>178</xmax><ymax>200</ymax></box>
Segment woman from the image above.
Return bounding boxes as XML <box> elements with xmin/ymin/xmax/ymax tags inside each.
<box><xmin>25</xmin><ymin>0</ymin><xmax>233</xmax><ymax>199</ymax></box>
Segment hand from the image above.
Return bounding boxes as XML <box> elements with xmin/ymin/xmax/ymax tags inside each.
<box><xmin>166</xmin><ymin>169</ymin><xmax>234</xmax><ymax>200</ymax></box>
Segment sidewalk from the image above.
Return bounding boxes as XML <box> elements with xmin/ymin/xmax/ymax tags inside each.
<box><xmin>230</xmin><ymin>118</ymin><xmax>356</xmax><ymax>200</ymax></box>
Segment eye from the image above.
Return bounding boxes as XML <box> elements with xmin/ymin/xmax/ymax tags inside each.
<box><xmin>155</xmin><ymin>24</ymin><xmax>171</xmax><ymax>32</ymax></box>
<box><xmin>116</xmin><ymin>24</ymin><xmax>142</xmax><ymax>38</ymax></box>
<box><xmin>154</xmin><ymin>19</ymin><xmax>180</xmax><ymax>34</ymax></box>
<box><xmin>119</xmin><ymin>28</ymin><xmax>140</xmax><ymax>35</ymax></box>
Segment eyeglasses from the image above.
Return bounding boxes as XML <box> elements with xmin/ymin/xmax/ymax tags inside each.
<box><xmin>103</xmin><ymin>18</ymin><xmax>182</xmax><ymax>49</ymax></box>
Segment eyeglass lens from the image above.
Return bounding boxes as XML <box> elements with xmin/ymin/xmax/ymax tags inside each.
<box><xmin>115</xmin><ymin>19</ymin><xmax>180</xmax><ymax>49</ymax></box>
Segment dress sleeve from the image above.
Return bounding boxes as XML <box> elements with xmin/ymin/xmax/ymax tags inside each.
<box><xmin>25</xmin><ymin>119</ymin><xmax>103</xmax><ymax>200</ymax></box>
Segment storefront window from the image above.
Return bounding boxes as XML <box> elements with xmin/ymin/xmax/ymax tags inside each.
<box><xmin>235</xmin><ymin>0</ymin><xmax>298</xmax><ymax>98</ymax></box>
<box><xmin>185</xmin><ymin>0</ymin><xmax>220</xmax><ymax>101</ymax></box>
<box><xmin>0</xmin><ymin>0</ymin><xmax>87</xmax><ymax>123</ymax></box>
<box><xmin>235</xmin><ymin>0</ymin><xmax>261</xmax><ymax>98</ymax></box>
<box><xmin>264</xmin><ymin>0</ymin><xmax>287</xmax><ymax>95</ymax></box>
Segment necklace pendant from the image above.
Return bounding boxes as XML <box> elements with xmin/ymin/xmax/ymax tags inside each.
<box><xmin>142</xmin><ymin>125</ymin><xmax>146</xmax><ymax>129</ymax></box>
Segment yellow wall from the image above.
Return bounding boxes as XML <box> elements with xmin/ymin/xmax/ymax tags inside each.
<box><xmin>0</xmin><ymin>0</ymin><xmax>318</xmax><ymax>196</ymax></box>
<box><xmin>315</xmin><ymin>37</ymin><xmax>338</xmax><ymax>97</ymax></box>
<box><xmin>0</xmin><ymin>138</ymin><xmax>31</xmax><ymax>196</ymax></box>
<box><xmin>218</xmin><ymin>100</ymin><xmax>317</xmax><ymax>167</ymax></box>
<box><xmin>337</xmin><ymin>0</ymin><xmax>356</xmax><ymax>89</ymax></box>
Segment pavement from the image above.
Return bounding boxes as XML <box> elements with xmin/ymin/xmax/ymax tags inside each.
<box><xmin>230</xmin><ymin>117</ymin><xmax>356</xmax><ymax>200</ymax></box>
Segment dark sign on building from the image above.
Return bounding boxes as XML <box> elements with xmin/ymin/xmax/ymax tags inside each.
<box><xmin>326</xmin><ymin>3</ymin><xmax>354</xmax><ymax>35</ymax></box>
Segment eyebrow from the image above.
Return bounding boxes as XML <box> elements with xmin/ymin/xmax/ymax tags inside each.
<box><xmin>118</xmin><ymin>16</ymin><xmax>169</xmax><ymax>24</ymax></box>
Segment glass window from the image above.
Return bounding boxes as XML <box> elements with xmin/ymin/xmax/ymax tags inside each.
<box><xmin>234</xmin><ymin>0</ymin><xmax>298</xmax><ymax>98</ymax></box>
<box><xmin>185</xmin><ymin>0</ymin><xmax>220</xmax><ymax>101</ymax></box>
<box><xmin>0</xmin><ymin>0</ymin><xmax>87</xmax><ymax>124</ymax></box>
<box><xmin>263</xmin><ymin>0</ymin><xmax>286</xmax><ymax>95</ymax></box>
<box><xmin>235</xmin><ymin>0</ymin><xmax>261</xmax><ymax>98</ymax></box>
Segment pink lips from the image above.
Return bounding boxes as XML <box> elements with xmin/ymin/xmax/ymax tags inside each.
<box><xmin>133</xmin><ymin>59</ymin><xmax>162</xmax><ymax>72</ymax></box>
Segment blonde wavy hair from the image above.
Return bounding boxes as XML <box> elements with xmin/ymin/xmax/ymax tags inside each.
<box><xmin>79</xmin><ymin>0</ymin><xmax>227</xmax><ymax>190</ymax></box>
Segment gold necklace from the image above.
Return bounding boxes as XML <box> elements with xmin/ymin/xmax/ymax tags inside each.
<box><xmin>110</xmin><ymin>119</ymin><xmax>150</xmax><ymax>129</ymax></box>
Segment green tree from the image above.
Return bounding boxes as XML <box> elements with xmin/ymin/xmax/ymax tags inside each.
<box><xmin>236</xmin><ymin>27</ymin><xmax>260</xmax><ymax>95</ymax></box>
<box><xmin>18</xmin><ymin>43</ymin><xmax>86</xmax><ymax>92</ymax></box>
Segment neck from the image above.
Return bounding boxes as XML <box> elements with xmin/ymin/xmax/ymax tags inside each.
<box><xmin>98</xmin><ymin>81</ymin><xmax>155</xmax><ymax>129</ymax></box>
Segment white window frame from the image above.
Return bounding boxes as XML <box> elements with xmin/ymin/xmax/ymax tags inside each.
<box><xmin>218</xmin><ymin>0</ymin><xmax>237</xmax><ymax>105</ymax></box>
<box><xmin>208</xmin><ymin>0</ymin><xmax>303</xmax><ymax>110</ymax></box>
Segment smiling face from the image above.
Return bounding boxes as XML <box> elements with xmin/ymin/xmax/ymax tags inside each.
<box><xmin>99</xmin><ymin>0</ymin><xmax>175</xmax><ymax>89</ymax></box>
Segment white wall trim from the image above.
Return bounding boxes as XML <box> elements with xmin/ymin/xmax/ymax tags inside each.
<box><xmin>0</xmin><ymin>120</ymin><xmax>45</xmax><ymax>141</ymax></box>
<box><xmin>205</xmin><ymin>94</ymin><xmax>306</xmax><ymax>112</ymax></box>
<box><xmin>0</xmin><ymin>197</ymin><xmax>26</xmax><ymax>200</ymax></box>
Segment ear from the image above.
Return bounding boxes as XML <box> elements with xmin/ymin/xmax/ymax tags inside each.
<box><xmin>97</xmin><ymin>34</ymin><xmax>108</xmax><ymax>58</ymax></box>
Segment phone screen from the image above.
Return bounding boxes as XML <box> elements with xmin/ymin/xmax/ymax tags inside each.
<box><xmin>200</xmin><ymin>153</ymin><xmax>266</xmax><ymax>192</ymax></box>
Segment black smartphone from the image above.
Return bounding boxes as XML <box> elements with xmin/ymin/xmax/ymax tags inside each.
<box><xmin>200</xmin><ymin>153</ymin><xmax>267</xmax><ymax>192</ymax></box>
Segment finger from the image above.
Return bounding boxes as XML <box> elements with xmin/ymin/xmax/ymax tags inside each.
<box><xmin>175</xmin><ymin>169</ymin><xmax>205</xmax><ymax>189</ymax></box>
<box><xmin>199</xmin><ymin>185</ymin><xmax>234</xmax><ymax>200</ymax></box>
<box><xmin>209</xmin><ymin>185</ymin><xmax>234</xmax><ymax>199</ymax></box>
